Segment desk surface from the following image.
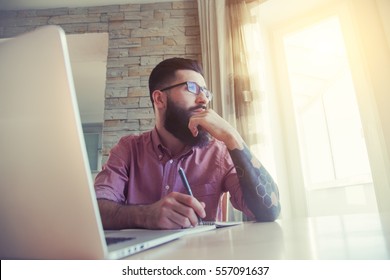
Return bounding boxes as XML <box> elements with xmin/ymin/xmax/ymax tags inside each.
<box><xmin>126</xmin><ymin>213</ymin><xmax>390</xmax><ymax>259</ymax></box>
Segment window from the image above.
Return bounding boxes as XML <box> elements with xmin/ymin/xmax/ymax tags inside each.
<box><xmin>282</xmin><ymin>16</ymin><xmax>377</xmax><ymax>216</ymax></box>
<box><xmin>252</xmin><ymin>0</ymin><xmax>389</xmax><ymax>217</ymax></box>
<box><xmin>283</xmin><ymin>17</ymin><xmax>372</xmax><ymax>190</ymax></box>
<box><xmin>82</xmin><ymin>123</ymin><xmax>103</xmax><ymax>173</ymax></box>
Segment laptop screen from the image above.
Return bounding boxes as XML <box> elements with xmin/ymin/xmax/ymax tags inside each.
<box><xmin>0</xmin><ymin>25</ymin><xmax>107</xmax><ymax>259</ymax></box>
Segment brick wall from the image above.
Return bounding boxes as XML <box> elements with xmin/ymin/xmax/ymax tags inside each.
<box><xmin>0</xmin><ymin>1</ymin><xmax>202</xmax><ymax>163</ymax></box>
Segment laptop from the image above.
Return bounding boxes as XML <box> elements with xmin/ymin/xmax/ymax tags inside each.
<box><xmin>0</xmin><ymin>25</ymin><xmax>214</xmax><ymax>260</ymax></box>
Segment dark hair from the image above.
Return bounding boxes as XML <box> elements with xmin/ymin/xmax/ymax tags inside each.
<box><xmin>148</xmin><ymin>57</ymin><xmax>203</xmax><ymax>106</ymax></box>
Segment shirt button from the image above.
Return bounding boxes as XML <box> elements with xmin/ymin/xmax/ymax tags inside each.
<box><xmin>169</xmin><ymin>159</ymin><xmax>173</xmax><ymax>164</ymax></box>
<box><xmin>165</xmin><ymin>185</ymin><xmax>170</xmax><ymax>190</ymax></box>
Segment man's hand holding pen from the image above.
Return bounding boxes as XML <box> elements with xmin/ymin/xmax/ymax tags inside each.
<box><xmin>179</xmin><ymin>167</ymin><xmax>204</xmax><ymax>226</ymax></box>
<box><xmin>139</xmin><ymin>192</ymin><xmax>206</xmax><ymax>230</ymax></box>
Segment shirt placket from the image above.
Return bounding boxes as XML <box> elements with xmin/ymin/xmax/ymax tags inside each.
<box><xmin>160</xmin><ymin>158</ymin><xmax>178</xmax><ymax>197</ymax></box>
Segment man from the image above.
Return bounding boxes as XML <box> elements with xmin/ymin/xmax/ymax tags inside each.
<box><xmin>94</xmin><ymin>57</ymin><xmax>280</xmax><ymax>230</ymax></box>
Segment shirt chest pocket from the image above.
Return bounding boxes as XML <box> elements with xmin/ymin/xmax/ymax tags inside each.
<box><xmin>190</xmin><ymin>182</ymin><xmax>224</xmax><ymax>221</ymax></box>
<box><xmin>190</xmin><ymin>182</ymin><xmax>219</xmax><ymax>199</ymax></box>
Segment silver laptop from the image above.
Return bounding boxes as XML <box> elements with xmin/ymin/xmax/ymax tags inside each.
<box><xmin>0</xmin><ymin>25</ymin><xmax>192</xmax><ymax>259</ymax></box>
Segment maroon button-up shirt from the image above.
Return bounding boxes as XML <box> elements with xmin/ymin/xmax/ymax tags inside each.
<box><xmin>94</xmin><ymin>128</ymin><xmax>254</xmax><ymax>221</ymax></box>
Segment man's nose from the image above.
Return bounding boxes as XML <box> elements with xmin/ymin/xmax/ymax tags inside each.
<box><xmin>195</xmin><ymin>90</ymin><xmax>209</xmax><ymax>105</ymax></box>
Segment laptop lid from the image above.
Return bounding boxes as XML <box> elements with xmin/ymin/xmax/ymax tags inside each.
<box><xmin>0</xmin><ymin>25</ymin><xmax>183</xmax><ymax>259</ymax></box>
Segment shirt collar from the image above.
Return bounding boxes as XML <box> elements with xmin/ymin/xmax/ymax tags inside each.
<box><xmin>151</xmin><ymin>127</ymin><xmax>194</xmax><ymax>159</ymax></box>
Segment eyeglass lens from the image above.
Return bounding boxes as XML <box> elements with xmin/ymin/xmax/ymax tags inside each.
<box><xmin>187</xmin><ymin>82</ymin><xmax>197</xmax><ymax>94</ymax></box>
<box><xmin>187</xmin><ymin>82</ymin><xmax>212</xmax><ymax>100</ymax></box>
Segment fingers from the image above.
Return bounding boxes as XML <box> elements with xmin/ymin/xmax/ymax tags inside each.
<box><xmin>188</xmin><ymin>109</ymin><xmax>226</xmax><ymax>139</ymax></box>
<box><xmin>171</xmin><ymin>193</ymin><xmax>206</xmax><ymax>227</ymax></box>
<box><xmin>166</xmin><ymin>210</ymin><xmax>193</xmax><ymax>229</ymax></box>
<box><xmin>175</xmin><ymin>193</ymin><xmax>206</xmax><ymax>218</ymax></box>
<box><xmin>187</xmin><ymin>112</ymin><xmax>203</xmax><ymax>137</ymax></box>
<box><xmin>188</xmin><ymin>109</ymin><xmax>244</xmax><ymax>150</ymax></box>
<box><xmin>189</xmin><ymin>124</ymin><xmax>199</xmax><ymax>137</ymax></box>
<box><xmin>150</xmin><ymin>192</ymin><xmax>206</xmax><ymax>229</ymax></box>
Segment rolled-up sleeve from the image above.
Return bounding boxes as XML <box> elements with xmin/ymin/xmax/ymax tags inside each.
<box><xmin>94</xmin><ymin>140</ymin><xmax>129</xmax><ymax>203</ymax></box>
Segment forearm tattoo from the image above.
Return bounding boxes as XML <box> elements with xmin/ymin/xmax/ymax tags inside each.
<box><xmin>229</xmin><ymin>145</ymin><xmax>281</xmax><ymax>221</ymax></box>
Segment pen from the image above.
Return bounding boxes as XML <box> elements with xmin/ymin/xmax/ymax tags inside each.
<box><xmin>178</xmin><ymin>167</ymin><xmax>203</xmax><ymax>225</ymax></box>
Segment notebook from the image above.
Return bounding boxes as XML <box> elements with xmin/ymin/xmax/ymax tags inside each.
<box><xmin>202</xmin><ymin>221</ymin><xmax>242</xmax><ymax>228</ymax></box>
<box><xmin>0</xmin><ymin>25</ymin><xmax>215</xmax><ymax>260</ymax></box>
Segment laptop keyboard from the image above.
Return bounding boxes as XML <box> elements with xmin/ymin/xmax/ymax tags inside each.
<box><xmin>105</xmin><ymin>237</ymin><xmax>134</xmax><ymax>245</ymax></box>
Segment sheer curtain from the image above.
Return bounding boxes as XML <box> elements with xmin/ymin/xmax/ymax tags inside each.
<box><xmin>198</xmin><ymin>0</ymin><xmax>390</xmax><ymax>220</ymax></box>
<box><xmin>196</xmin><ymin>0</ymin><xmax>236</xmax><ymax>127</ymax></box>
<box><xmin>197</xmin><ymin>0</ymin><xmax>270</xmax><ymax>220</ymax></box>
<box><xmin>197</xmin><ymin>0</ymin><xmax>264</xmax><ymax>147</ymax></box>
<box><xmin>226</xmin><ymin>0</ymin><xmax>261</xmax><ymax>148</ymax></box>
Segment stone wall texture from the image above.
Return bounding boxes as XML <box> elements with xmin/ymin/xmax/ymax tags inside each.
<box><xmin>0</xmin><ymin>1</ymin><xmax>202</xmax><ymax>163</ymax></box>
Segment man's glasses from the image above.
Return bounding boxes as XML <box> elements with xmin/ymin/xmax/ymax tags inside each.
<box><xmin>160</xmin><ymin>81</ymin><xmax>213</xmax><ymax>101</ymax></box>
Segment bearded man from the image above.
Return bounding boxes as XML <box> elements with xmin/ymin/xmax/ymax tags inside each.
<box><xmin>94</xmin><ymin>57</ymin><xmax>280</xmax><ymax>230</ymax></box>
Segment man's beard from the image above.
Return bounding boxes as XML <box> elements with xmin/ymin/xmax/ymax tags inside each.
<box><xmin>164</xmin><ymin>98</ymin><xmax>211</xmax><ymax>148</ymax></box>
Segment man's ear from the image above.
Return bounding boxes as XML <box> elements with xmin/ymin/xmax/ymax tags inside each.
<box><xmin>152</xmin><ymin>90</ymin><xmax>166</xmax><ymax>109</ymax></box>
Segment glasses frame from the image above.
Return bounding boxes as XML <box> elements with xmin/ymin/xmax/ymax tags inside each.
<box><xmin>160</xmin><ymin>81</ymin><xmax>212</xmax><ymax>101</ymax></box>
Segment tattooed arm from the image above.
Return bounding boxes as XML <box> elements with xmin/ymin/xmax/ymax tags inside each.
<box><xmin>229</xmin><ymin>145</ymin><xmax>280</xmax><ymax>221</ymax></box>
<box><xmin>189</xmin><ymin>109</ymin><xmax>281</xmax><ymax>221</ymax></box>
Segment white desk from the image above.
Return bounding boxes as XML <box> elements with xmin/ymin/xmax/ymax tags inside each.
<box><xmin>126</xmin><ymin>212</ymin><xmax>390</xmax><ymax>259</ymax></box>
